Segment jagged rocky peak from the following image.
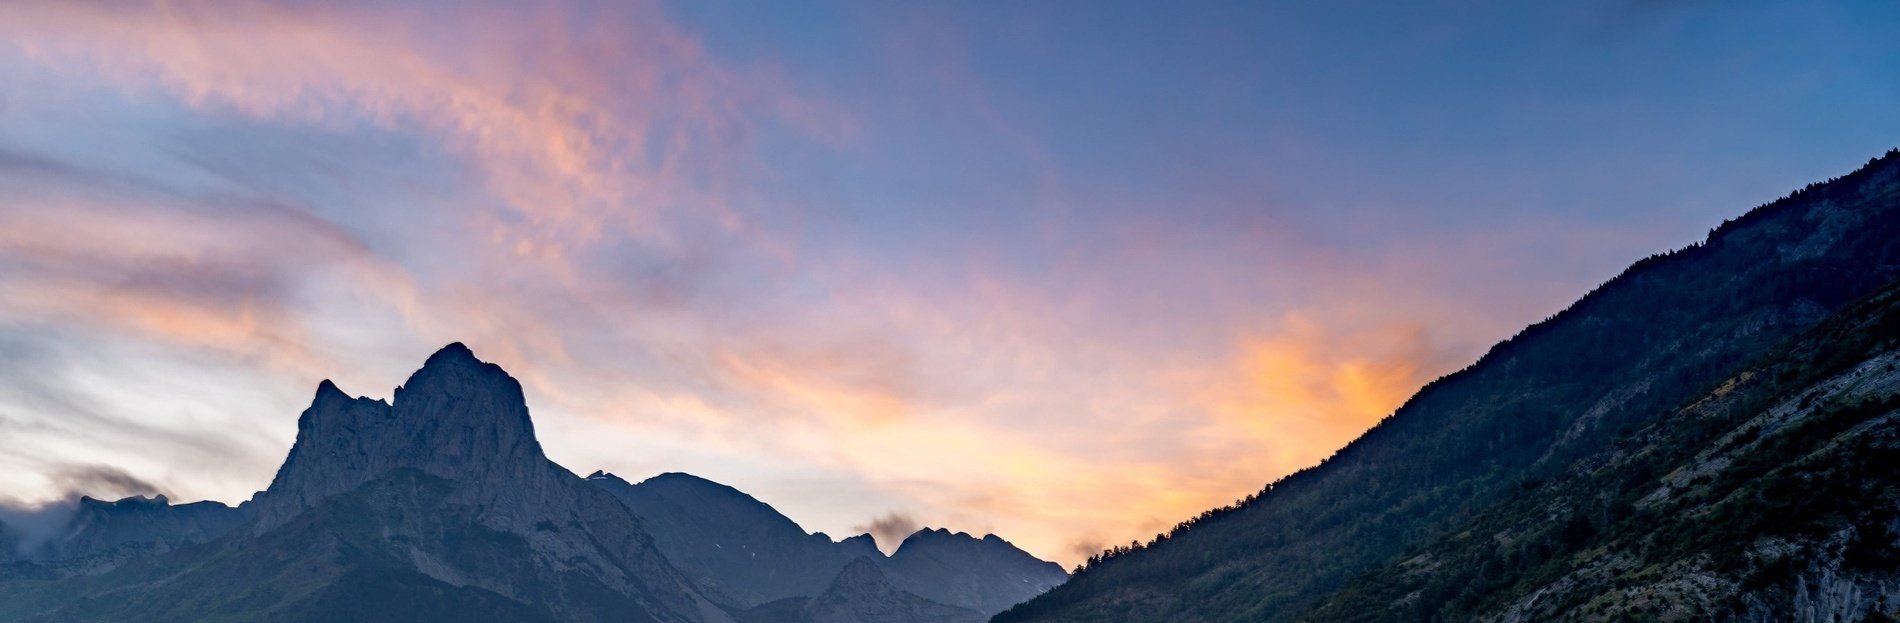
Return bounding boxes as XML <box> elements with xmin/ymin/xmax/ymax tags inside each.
<box><xmin>837</xmin><ymin>532</ymin><xmax>881</xmax><ymax>557</ymax></box>
<box><xmin>389</xmin><ymin>342</ymin><xmax>545</xmax><ymax>468</ymax></box>
<box><xmin>256</xmin><ymin>343</ymin><xmax>554</xmax><ymax>527</ymax></box>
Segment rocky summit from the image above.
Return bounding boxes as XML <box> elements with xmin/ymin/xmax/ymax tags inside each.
<box><xmin>253</xmin><ymin>342</ymin><xmax>559</xmax><ymax>532</ymax></box>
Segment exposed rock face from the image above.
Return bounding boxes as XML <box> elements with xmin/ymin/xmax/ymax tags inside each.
<box><xmin>885</xmin><ymin>527</ymin><xmax>1071</xmax><ymax>616</ymax></box>
<box><xmin>255</xmin><ymin>343</ymin><xmax>552</xmax><ymax>532</ymax></box>
<box><xmin>591</xmin><ymin>471</ymin><xmax>880</xmax><ymax>608</ymax></box>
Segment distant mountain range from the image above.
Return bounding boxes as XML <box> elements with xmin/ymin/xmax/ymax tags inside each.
<box><xmin>589</xmin><ymin>471</ymin><xmax>1063</xmax><ymax>618</ymax></box>
<box><xmin>0</xmin><ymin>344</ymin><xmax>1065</xmax><ymax>622</ymax></box>
<box><xmin>997</xmin><ymin>152</ymin><xmax>1900</xmax><ymax>622</ymax></box>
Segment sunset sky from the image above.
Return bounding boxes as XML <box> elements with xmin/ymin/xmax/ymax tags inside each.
<box><xmin>3</xmin><ymin>0</ymin><xmax>1899</xmax><ymax>566</ymax></box>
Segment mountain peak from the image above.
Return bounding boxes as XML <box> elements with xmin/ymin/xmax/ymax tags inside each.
<box><xmin>886</xmin><ymin>526</ymin><xmax>1071</xmax><ymax>615</ymax></box>
<box><xmin>313</xmin><ymin>378</ymin><xmax>348</xmax><ymax>401</ymax></box>
<box><xmin>420</xmin><ymin>341</ymin><xmax>479</xmax><ymax>369</ymax></box>
<box><xmin>255</xmin><ymin>343</ymin><xmax>550</xmax><ymax>530</ymax></box>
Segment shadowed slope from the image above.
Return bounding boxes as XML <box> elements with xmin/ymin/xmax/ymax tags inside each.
<box><xmin>1304</xmin><ymin>277</ymin><xmax>1900</xmax><ymax>621</ymax></box>
<box><xmin>591</xmin><ymin>471</ymin><xmax>880</xmax><ymax>608</ymax></box>
<box><xmin>1000</xmin><ymin>152</ymin><xmax>1900</xmax><ymax>621</ymax></box>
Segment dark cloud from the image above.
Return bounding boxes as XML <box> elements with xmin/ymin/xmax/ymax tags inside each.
<box><xmin>45</xmin><ymin>463</ymin><xmax>168</xmax><ymax>501</ymax></box>
<box><xmin>852</xmin><ymin>511</ymin><xmax>920</xmax><ymax>553</ymax></box>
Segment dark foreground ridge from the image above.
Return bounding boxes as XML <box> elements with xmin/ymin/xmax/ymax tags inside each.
<box><xmin>0</xmin><ymin>344</ymin><xmax>1065</xmax><ymax>622</ymax></box>
<box><xmin>998</xmin><ymin>151</ymin><xmax>1900</xmax><ymax>622</ymax></box>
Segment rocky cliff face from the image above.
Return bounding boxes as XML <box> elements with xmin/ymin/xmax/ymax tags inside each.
<box><xmin>254</xmin><ymin>343</ymin><xmax>557</xmax><ymax>533</ymax></box>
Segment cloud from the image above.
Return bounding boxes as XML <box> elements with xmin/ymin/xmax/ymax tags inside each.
<box><xmin>853</xmin><ymin>512</ymin><xmax>920</xmax><ymax>554</ymax></box>
<box><xmin>0</xmin><ymin>0</ymin><xmax>1660</xmax><ymax>570</ymax></box>
<box><xmin>0</xmin><ymin>498</ymin><xmax>76</xmax><ymax>555</ymax></box>
<box><xmin>0</xmin><ymin>0</ymin><xmax>843</xmax><ymax>254</ymax></box>
<box><xmin>1190</xmin><ymin>314</ymin><xmax>1461</xmax><ymax>477</ymax></box>
<box><xmin>0</xmin><ymin>463</ymin><xmax>170</xmax><ymax>555</ymax></box>
<box><xmin>45</xmin><ymin>464</ymin><xmax>169</xmax><ymax>501</ymax></box>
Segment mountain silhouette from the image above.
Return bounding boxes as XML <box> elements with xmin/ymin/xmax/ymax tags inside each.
<box><xmin>590</xmin><ymin>471</ymin><xmax>1067</xmax><ymax>617</ymax></box>
<box><xmin>0</xmin><ymin>343</ymin><xmax>1065</xmax><ymax>622</ymax></box>
<box><xmin>997</xmin><ymin>151</ymin><xmax>1900</xmax><ymax>621</ymax></box>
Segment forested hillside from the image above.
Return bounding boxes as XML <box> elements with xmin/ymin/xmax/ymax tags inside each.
<box><xmin>1306</xmin><ymin>279</ymin><xmax>1900</xmax><ymax>621</ymax></box>
<box><xmin>997</xmin><ymin>150</ymin><xmax>1900</xmax><ymax>622</ymax></box>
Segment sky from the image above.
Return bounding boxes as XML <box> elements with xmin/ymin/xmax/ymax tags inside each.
<box><xmin>1</xmin><ymin>0</ymin><xmax>1898</xmax><ymax>566</ymax></box>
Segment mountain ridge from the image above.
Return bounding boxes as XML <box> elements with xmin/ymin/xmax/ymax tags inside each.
<box><xmin>589</xmin><ymin>468</ymin><xmax>1066</xmax><ymax>616</ymax></box>
<box><xmin>999</xmin><ymin>150</ymin><xmax>1900</xmax><ymax>621</ymax></box>
<box><xmin>0</xmin><ymin>343</ymin><xmax>1065</xmax><ymax>622</ymax></box>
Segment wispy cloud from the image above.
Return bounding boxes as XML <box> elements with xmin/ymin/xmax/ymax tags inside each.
<box><xmin>2</xmin><ymin>0</ymin><xmax>1879</xmax><ymax>567</ymax></box>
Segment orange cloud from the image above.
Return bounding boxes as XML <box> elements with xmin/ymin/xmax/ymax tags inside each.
<box><xmin>1194</xmin><ymin>314</ymin><xmax>1451</xmax><ymax>477</ymax></box>
<box><xmin>0</xmin><ymin>0</ymin><xmax>1501</xmax><ymax>570</ymax></box>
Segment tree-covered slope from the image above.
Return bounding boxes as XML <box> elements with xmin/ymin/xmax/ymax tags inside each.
<box><xmin>1306</xmin><ymin>277</ymin><xmax>1900</xmax><ymax>622</ymax></box>
<box><xmin>997</xmin><ymin>150</ymin><xmax>1900</xmax><ymax>622</ymax></box>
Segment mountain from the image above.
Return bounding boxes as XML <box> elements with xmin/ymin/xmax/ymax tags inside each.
<box><xmin>1303</xmin><ymin>278</ymin><xmax>1900</xmax><ymax>621</ymax></box>
<box><xmin>883</xmin><ymin>527</ymin><xmax>1069</xmax><ymax>615</ymax></box>
<box><xmin>0</xmin><ymin>343</ymin><xmax>725</xmax><ymax>623</ymax></box>
<box><xmin>589</xmin><ymin>471</ymin><xmax>879</xmax><ymax>607</ymax></box>
<box><xmin>590</xmin><ymin>471</ymin><xmax>1067</xmax><ymax>617</ymax></box>
<box><xmin>0</xmin><ymin>342</ymin><xmax>1066</xmax><ymax>622</ymax></box>
<box><xmin>733</xmin><ymin>558</ymin><xmax>986</xmax><ymax>623</ymax></box>
<box><xmin>998</xmin><ymin>150</ymin><xmax>1900</xmax><ymax>622</ymax></box>
<box><xmin>800</xmin><ymin>558</ymin><xmax>984</xmax><ymax>623</ymax></box>
<box><xmin>0</xmin><ymin>495</ymin><xmax>247</xmax><ymax>577</ymax></box>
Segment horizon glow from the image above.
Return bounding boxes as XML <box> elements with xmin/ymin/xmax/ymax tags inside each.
<box><xmin>2</xmin><ymin>0</ymin><xmax>1899</xmax><ymax>566</ymax></box>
